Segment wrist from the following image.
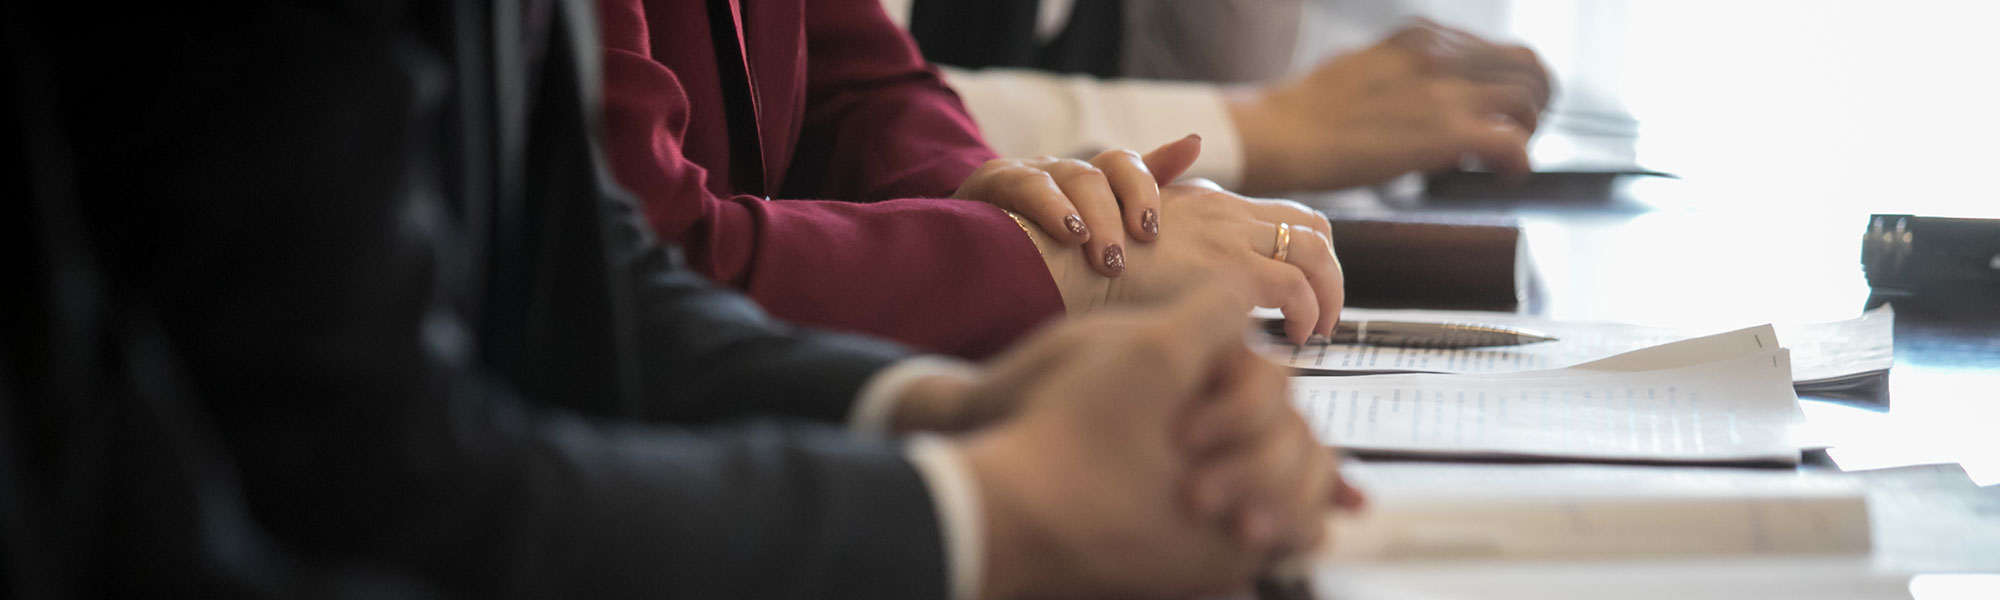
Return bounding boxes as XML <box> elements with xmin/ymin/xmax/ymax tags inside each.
<box><xmin>1224</xmin><ymin>87</ymin><xmax>1288</xmax><ymax>195</ymax></box>
<box><xmin>1225</xmin><ymin>85</ymin><xmax>1323</xmax><ymax>196</ymax></box>
<box><xmin>1006</xmin><ymin>211</ymin><xmax>1109</xmax><ymax>315</ymax></box>
<box><xmin>889</xmin><ymin>373</ymin><xmax>981</xmax><ymax>433</ymax></box>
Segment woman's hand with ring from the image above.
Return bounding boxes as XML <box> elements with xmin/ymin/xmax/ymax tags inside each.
<box><xmin>1094</xmin><ymin>181</ymin><xmax>1342</xmax><ymax>343</ymax></box>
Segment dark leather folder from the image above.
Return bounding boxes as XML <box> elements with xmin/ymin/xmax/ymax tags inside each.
<box><xmin>1330</xmin><ymin>216</ymin><xmax>1528</xmax><ymax>312</ymax></box>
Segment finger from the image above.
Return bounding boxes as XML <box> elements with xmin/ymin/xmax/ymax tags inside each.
<box><xmin>1245</xmin><ymin>198</ymin><xmax>1333</xmax><ymax>247</ymax></box>
<box><xmin>1279</xmin><ymin>424</ymin><xmax>1337</xmax><ymax>554</ymax></box>
<box><xmin>1459</xmin><ymin>45</ymin><xmax>1554</xmax><ymax>110</ymax></box>
<box><xmin>1246</xmin><ymin>256</ymin><xmax>1320</xmax><ymax>345</ymax></box>
<box><xmin>1179</xmin><ymin>353</ymin><xmax>1290</xmax><ymax>458</ymax></box>
<box><xmin>1415</xmin><ymin>18</ymin><xmax>1503</xmax><ymax>68</ymax></box>
<box><xmin>1235</xmin><ymin>402</ymin><xmax>1321</xmax><ymax>552</ymax></box>
<box><xmin>990</xmin><ymin>163</ymin><xmax>1092</xmax><ymax>245</ymax></box>
<box><xmin>1091</xmin><ymin>148</ymin><xmax>1163</xmax><ymax>242</ymax></box>
<box><xmin>1274</xmin><ymin>224</ymin><xmax>1344</xmax><ymax>338</ymax></box>
<box><xmin>1382</xmin><ymin>23</ymin><xmax>1453</xmax><ymax>74</ymax></box>
<box><xmin>1044</xmin><ymin>158</ymin><xmax>1128</xmax><ymax>277</ymax></box>
<box><xmin>1085</xmin><ymin>283</ymin><xmax>1257</xmax><ymax>417</ymax></box>
<box><xmin>1142</xmin><ymin>133</ymin><xmax>1204</xmax><ymax>185</ymax></box>
<box><xmin>1332</xmin><ymin>471</ymin><xmax>1367</xmax><ymax>511</ymax></box>
<box><xmin>1464</xmin><ymin>60</ymin><xmax>1552</xmax><ymax>112</ymax></box>
<box><xmin>1180</xmin><ymin>352</ymin><xmax>1288</xmax><ymax>524</ymax></box>
<box><xmin>1254</xmin><ymin>427</ymin><xmax>1334</xmax><ymax>557</ymax></box>
<box><xmin>1512</xmin><ymin>45</ymin><xmax>1557</xmax><ymax>109</ymax></box>
<box><xmin>1184</xmin><ymin>426</ymin><xmax>1280</xmax><ymax>528</ymax></box>
<box><xmin>1466</xmin><ymin>70</ymin><xmax>1554</xmax><ymax>129</ymax></box>
<box><xmin>1457</xmin><ymin>120</ymin><xmax>1534</xmax><ymax>180</ymax></box>
<box><xmin>1184</xmin><ymin>453</ymin><xmax>1285</xmax><ymax>582</ymax></box>
<box><xmin>1314</xmin><ymin>209</ymin><xmax>1336</xmax><ymax>248</ymax></box>
<box><xmin>1468</xmin><ymin>82</ymin><xmax>1541</xmax><ymax>133</ymax></box>
<box><xmin>1186</xmin><ymin>452</ymin><xmax>1251</xmax><ymax>521</ymax></box>
<box><xmin>1408</xmin><ymin>15</ymin><xmax>1479</xmax><ymax>43</ymax></box>
<box><xmin>1172</xmin><ymin>282</ymin><xmax>1257</xmax><ymax>335</ymax></box>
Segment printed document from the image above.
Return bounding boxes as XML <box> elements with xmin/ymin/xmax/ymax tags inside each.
<box><xmin>1292</xmin><ymin>332</ymin><xmax>1807</xmax><ymax>464</ymax></box>
<box><xmin>1264</xmin><ymin>305</ymin><xmax>1893</xmax><ymax>393</ymax></box>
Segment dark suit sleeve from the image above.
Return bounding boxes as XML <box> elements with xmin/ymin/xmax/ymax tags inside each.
<box><xmin>34</xmin><ymin>0</ymin><xmax>953</xmax><ymax>597</ymax></box>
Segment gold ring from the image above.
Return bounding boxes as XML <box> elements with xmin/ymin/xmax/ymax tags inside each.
<box><xmin>1271</xmin><ymin>223</ymin><xmax>1291</xmax><ymax>262</ymax></box>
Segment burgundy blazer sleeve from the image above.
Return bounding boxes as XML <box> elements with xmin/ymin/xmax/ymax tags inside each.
<box><xmin>783</xmin><ymin>0</ymin><xmax>997</xmax><ymax>201</ymax></box>
<box><xmin>596</xmin><ymin>0</ymin><xmax>1062</xmax><ymax>359</ymax></box>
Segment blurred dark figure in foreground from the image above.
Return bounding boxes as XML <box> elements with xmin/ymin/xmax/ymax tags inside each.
<box><xmin>1</xmin><ymin>0</ymin><xmax>1346</xmax><ymax>598</ymax></box>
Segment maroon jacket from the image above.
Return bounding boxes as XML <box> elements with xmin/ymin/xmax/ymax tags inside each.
<box><xmin>598</xmin><ymin>0</ymin><xmax>1064</xmax><ymax>358</ymax></box>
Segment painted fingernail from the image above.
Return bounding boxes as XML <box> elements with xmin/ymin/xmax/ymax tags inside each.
<box><xmin>1102</xmin><ymin>244</ymin><xmax>1125</xmax><ymax>275</ymax></box>
<box><xmin>1063</xmin><ymin>214</ymin><xmax>1087</xmax><ymax>236</ymax></box>
<box><xmin>1141</xmin><ymin>209</ymin><xmax>1160</xmax><ymax>236</ymax></box>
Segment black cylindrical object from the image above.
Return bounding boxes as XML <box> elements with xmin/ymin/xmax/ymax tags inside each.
<box><xmin>1862</xmin><ymin>214</ymin><xmax>2000</xmax><ymax>293</ymax></box>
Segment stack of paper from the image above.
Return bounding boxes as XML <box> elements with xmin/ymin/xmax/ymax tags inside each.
<box><xmin>1264</xmin><ymin>306</ymin><xmax>1894</xmax><ymax>396</ymax></box>
<box><xmin>1314</xmin><ymin>556</ymin><xmax>1912</xmax><ymax>600</ymax></box>
<box><xmin>1281</xmin><ymin>314</ymin><xmax>1904</xmax><ymax>597</ymax></box>
<box><xmin>1307</xmin><ymin>460</ymin><xmax>1904</xmax><ymax>599</ymax></box>
<box><xmin>1328</xmin><ymin>461</ymin><xmax>1870</xmax><ymax>561</ymax></box>
<box><xmin>1316</xmin><ymin>462</ymin><xmax>1896</xmax><ymax>597</ymax></box>
<box><xmin>1291</xmin><ymin>326</ymin><xmax>1809</xmax><ymax>465</ymax></box>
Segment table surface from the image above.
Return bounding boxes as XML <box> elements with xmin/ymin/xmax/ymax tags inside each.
<box><xmin>1281</xmin><ymin>2</ymin><xmax>2000</xmax><ymax>589</ymax></box>
<box><xmin>1295</xmin><ymin>176</ymin><xmax>2000</xmax><ymax>575</ymax></box>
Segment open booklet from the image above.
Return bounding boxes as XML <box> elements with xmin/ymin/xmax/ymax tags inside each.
<box><xmin>1262</xmin><ymin>305</ymin><xmax>1893</xmax><ymax>396</ymax></box>
<box><xmin>1291</xmin><ymin>325</ymin><xmax>1809</xmax><ymax>465</ymax></box>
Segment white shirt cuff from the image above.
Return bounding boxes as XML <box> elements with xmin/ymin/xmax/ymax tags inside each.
<box><xmin>851</xmin><ymin>358</ymin><xmax>987</xmax><ymax>600</ymax></box>
<box><xmin>941</xmin><ymin>66</ymin><xmax>1247</xmax><ymax>190</ymax></box>
<box><xmin>848</xmin><ymin>356</ymin><xmax>982</xmax><ymax>435</ymax></box>
<box><xmin>905</xmin><ymin>434</ymin><xmax>985</xmax><ymax>600</ymax></box>
<box><xmin>1139</xmin><ymin>85</ymin><xmax>1246</xmax><ymax>189</ymax></box>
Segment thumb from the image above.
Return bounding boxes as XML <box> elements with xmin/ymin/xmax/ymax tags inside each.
<box><xmin>1143</xmin><ymin>133</ymin><xmax>1205</xmax><ymax>185</ymax></box>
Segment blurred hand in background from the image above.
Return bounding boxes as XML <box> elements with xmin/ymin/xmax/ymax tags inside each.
<box><xmin>1226</xmin><ymin>19</ymin><xmax>1555</xmax><ymax>195</ymax></box>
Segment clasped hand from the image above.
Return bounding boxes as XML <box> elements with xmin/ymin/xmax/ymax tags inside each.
<box><xmin>899</xmin><ymin>287</ymin><xmax>1361</xmax><ymax>599</ymax></box>
<box><xmin>953</xmin><ymin>135</ymin><xmax>1343</xmax><ymax>344</ymax></box>
<box><xmin>952</xmin><ymin>136</ymin><xmax>1203</xmax><ymax>277</ymax></box>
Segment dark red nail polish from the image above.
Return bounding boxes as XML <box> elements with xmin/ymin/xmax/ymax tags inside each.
<box><xmin>1140</xmin><ymin>209</ymin><xmax>1159</xmax><ymax>236</ymax></box>
<box><xmin>1102</xmin><ymin>244</ymin><xmax>1125</xmax><ymax>275</ymax></box>
<box><xmin>1063</xmin><ymin>214</ymin><xmax>1087</xmax><ymax>236</ymax></box>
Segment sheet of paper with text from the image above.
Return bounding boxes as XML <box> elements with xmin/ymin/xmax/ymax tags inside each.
<box><xmin>1263</xmin><ymin>305</ymin><xmax>1893</xmax><ymax>390</ymax></box>
<box><xmin>1328</xmin><ymin>461</ymin><xmax>1870</xmax><ymax>561</ymax></box>
<box><xmin>1291</xmin><ymin>343</ymin><xmax>1806</xmax><ymax>464</ymax></box>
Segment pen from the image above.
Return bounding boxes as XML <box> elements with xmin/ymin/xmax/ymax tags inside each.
<box><xmin>1260</xmin><ymin>319</ymin><xmax>1557</xmax><ymax>349</ymax></box>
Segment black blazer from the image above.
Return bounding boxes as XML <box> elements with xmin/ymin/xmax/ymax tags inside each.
<box><xmin>908</xmin><ymin>0</ymin><xmax>1126</xmax><ymax>77</ymax></box>
<box><xmin>2</xmin><ymin>0</ymin><xmax>947</xmax><ymax>597</ymax></box>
